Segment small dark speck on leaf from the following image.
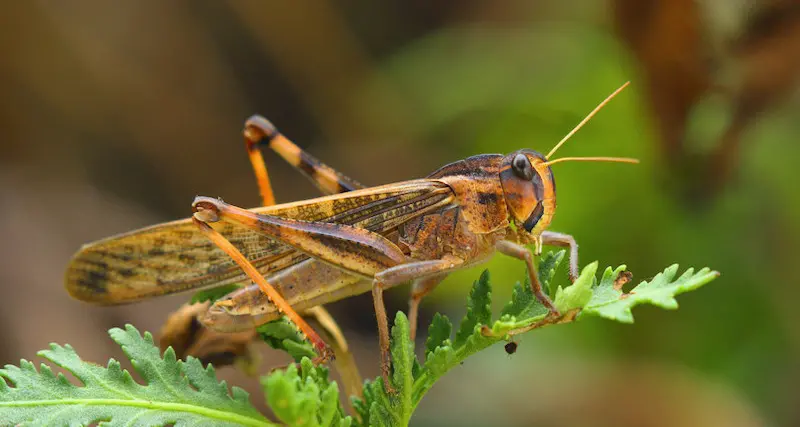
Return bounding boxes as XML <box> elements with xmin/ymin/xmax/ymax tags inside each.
<box><xmin>613</xmin><ymin>270</ymin><xmax>633</xmax><ymax>292</ymax></box>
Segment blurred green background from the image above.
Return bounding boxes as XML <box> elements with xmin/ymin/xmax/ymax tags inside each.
<box><xmin>1</xmin><ymin>1</ymin><xmax>798</xmax><ymax>426</ymax></box>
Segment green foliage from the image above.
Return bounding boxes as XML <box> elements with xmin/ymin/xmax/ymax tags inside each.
<box><xmin>582</xmin><ymin>263</ymin><xmax>717</xmax><ymax>323</ymax></box>
<box><xmin>262</xmin><ymin>359</ymin><xmax>352</xmax><ymax>427</ymax></box>
<box><xmin>2</xmin><ymin>252</ymin><xmax>717</xmax><ymax>426</ymax></box>
<box><xmin>257</xmin><ymin>318</ymin><xmax>317</xmax><ymax>362</ymax></box>
<box><xmin>0</xmin><ymin>325</ymin><xmax>271</xmax><ymax>427</ymax></box>
<box><xmin>190</xmin><ymin>284</ymin><xmax>242</xmax><ymax>304</ymax></box>
<box><xmin>352</xmin><ymin>251</ymin><xmax>718</xmax><ymax>427</ymax></box>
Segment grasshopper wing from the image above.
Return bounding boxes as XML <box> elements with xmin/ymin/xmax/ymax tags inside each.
<box><xmin>65</xmin><ymin>180</ymin><xmax>454</xmax><ymax>304</ymax></box>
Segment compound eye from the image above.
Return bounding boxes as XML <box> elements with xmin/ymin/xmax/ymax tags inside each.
<box><xmin>511</xmin><ymin>153</ymin><xmax>534</xmax><ymax>181</ymax></box>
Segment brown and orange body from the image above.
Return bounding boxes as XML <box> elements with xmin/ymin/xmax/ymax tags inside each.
<box><xmin>65</xmin><ymin>82</ymin><xmax>636</xmax><ymax>391</ymax></box>
<box><xmin>196</xmin><ymin>150</ymin><xmax>562</xmax><ymax>332</ymax></box>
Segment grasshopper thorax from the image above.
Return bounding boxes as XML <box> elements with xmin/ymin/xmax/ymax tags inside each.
<box><xmin>499</xmin><ymin>149</ymin><xmax>556</xmax><ymax>237</ymax></box>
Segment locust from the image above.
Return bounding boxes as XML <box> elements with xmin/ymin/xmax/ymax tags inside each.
<box><xmin>65</xmin><ymin>82</ymin><xmax>638</xmax><ymax>391</ymax></box>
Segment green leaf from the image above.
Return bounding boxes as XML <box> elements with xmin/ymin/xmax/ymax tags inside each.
<box><xmin>190</xmin><ymin>284</ymin><xmax>241</xmax><ymax>304</ymax></box>
<box><xmin>582</xmin><ymin>264</ymin><xmax>720</xmax><ymax>323</ymax></box>
<box><xmin>355</xmin><ymin>313</ymin><xmax>416</xmax><ymax>427</ymax></box>
<box><xmin>540</xmin><ymin>249</ymin><xmax>566</xmax><ymax>298</ymax></box>
<box><xmin>453</xmin><ymin>270</ymin><xmax>492</xmax><ymax>348</ymax></box>
<box><xmin>353</xmin><ymin>251</ymin><xmax>718</xmax><ymax>427</ymax></box>
<box><xmin>554</xmin><ymin>261</ymin><xmax>597</xmax><ymax>313</ymax></box>
<box><xmin>261</xmin><ymin>358</ymin><xmax>352</xmax><ymax>427</ymax></box>
<box><xmin>500</xmin><ymin>250</ymin><xmax>565</xmax><ymax>320</ymax></box>
<box><xmin>0</xmin><ymin>324</ymin><xmax>272</xmax><ymax>426</ymax></box>
<box><xmin>390</xmin><ymin>313</ymin><xmax>415</xmax><ymax>402</ymax></box>
<box><xmin>5</xmin><ymin>251</ymin><xmax>716</xmax><ymax>427</ymax></box>
<box><xmin>257</xmin><ymin>318</ymin><xmax>317</xmax><ymax>362</ymax></box>
<box><xmin>424</xmin><ymin>313</ymin><xmax>452</xmax><ymax>357</ymax></box>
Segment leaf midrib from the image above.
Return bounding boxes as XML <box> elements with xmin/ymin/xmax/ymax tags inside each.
<box><xmin>0</xmin><ymin>398</ymin><xmax>277</xmax><ymax>426</ymax></box>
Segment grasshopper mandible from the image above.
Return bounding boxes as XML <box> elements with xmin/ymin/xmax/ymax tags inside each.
<box><xmin>65</xmin><ymin>82</ymin><xmax>637</xmax><ymax>390</ymax></box>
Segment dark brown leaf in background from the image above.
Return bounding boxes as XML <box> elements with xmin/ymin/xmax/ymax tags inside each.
<box><xmin>613</xmin><ymin>0</ymin><xmax>712</xmax><ymax>160</ymax></box>
<box><xmin>612</xmin><ymin>0</ymin><xmax>714</xmax><ymax>203</ymax></box>
<box><xmin>716</xmin><ymin>0</ymin><xmax>800</xmax><ymax>196</ymax></box>
<box><xmin>613</xmin><ymin>0</ymin><xmax>800</xmax><ymax>204</ymax></box>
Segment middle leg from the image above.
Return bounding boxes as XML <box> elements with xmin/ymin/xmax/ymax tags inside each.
<box><xmin>372</xmin><ymin>257</ymin><xmax>465</xmax><ymax>391</ymax></box>
<box><xmin>408</xmin><ymin>274</ymin><xmax>447</xmax><ymax>341</ymax></box>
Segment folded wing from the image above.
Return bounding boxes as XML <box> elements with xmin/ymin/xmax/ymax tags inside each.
<box><xmin>65</xmin><ymin>180</ymin><xmax>454</xmax><ymax>304</ymax></box>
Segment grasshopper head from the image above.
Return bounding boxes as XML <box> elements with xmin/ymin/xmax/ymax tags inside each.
<box><xmin>499</xmin><ymin>149</ymin><xmax>556</xmax><ymax>237</ymax></box>
<box><xmin>498</xmin><ymin>83</ymin><xmax>640</xmax><ymax>239</ymax></box>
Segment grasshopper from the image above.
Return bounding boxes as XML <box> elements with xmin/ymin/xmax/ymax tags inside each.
<box><xmin>65</xmin><ymin>82</ymin><xmax>637</xmax><ymax>391</ymax></box>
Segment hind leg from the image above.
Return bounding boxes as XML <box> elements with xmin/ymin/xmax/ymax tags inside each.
<box><xmin>243</xmin><ymin>115</ymin><xmax>363</xmax><ymax>204</ymax></box>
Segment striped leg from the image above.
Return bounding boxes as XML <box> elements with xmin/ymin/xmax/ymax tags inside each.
<box><xmin>243</xmin><ymin>115</ymin><xmax>364</xmax><ymax>205</ymax></box>
<box><xmin>246</xmin><ymin>116</ymin><xmax>442</xmax><ymax>346</ymax></box>
<box><xmin>240</xmin><ymin>119</ymin><xmax>364</xmax><ymax>396</ymax></box>
<box><xmin>192</xmin><ymin>214</ymin><xmax>334</xmax><ymax>364</ymax></box>
<box><xmin>161</xmin><ymin>117</ymin><xmax>364</xmax><ymax>372</ymax></box>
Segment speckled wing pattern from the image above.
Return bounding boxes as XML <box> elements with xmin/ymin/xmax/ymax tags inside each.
<box><xmin>65</xmin><ymin>179</ymin><xmax>454</xmax><ymax>304</ymax></box>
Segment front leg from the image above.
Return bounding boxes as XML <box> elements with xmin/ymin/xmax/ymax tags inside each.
<box><xmin>541</xmin><ymin>231</ymin><xmax>579</xmax><ymax>282</ymax></box>
<box><xmin>496</xmin><ymin>240</ymin><xmax>559</xmax><ymax>316</ymax></box>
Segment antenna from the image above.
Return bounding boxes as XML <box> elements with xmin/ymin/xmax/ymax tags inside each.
<box><xmin>543</xmin><ymin>156</ymin><xmax>639</xmax><ymax>167</ymax></box>
<box><xmin>545</xmin><ymin>81</ymin><xmax>630</xmax><ymax>160</ymax></box>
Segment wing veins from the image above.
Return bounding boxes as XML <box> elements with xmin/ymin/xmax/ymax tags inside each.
<box><xmin>66</xmin><ymin>180</ymin><xmax>456</xmax><ymax>303</ymax></box>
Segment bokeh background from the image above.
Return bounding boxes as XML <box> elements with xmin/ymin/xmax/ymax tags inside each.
<box><xmin>2</xmin><ymin>1</ymin><xmax>799</xmax><ymax>426</ymax></box>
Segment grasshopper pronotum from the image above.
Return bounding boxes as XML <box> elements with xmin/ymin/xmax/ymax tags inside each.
<box><xmin>65</xmin><ymin>82</ymin><xmax>637</xmax><ymax>391</ymax></box>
